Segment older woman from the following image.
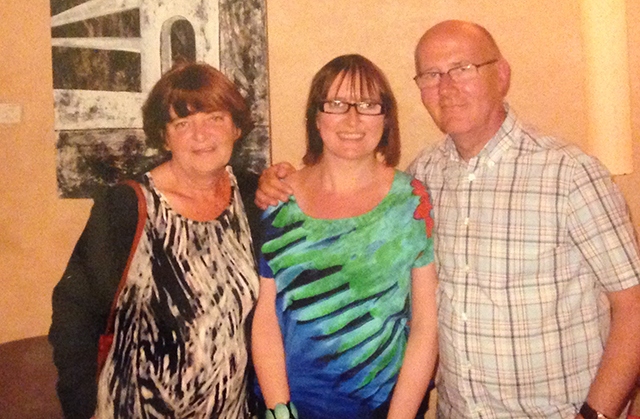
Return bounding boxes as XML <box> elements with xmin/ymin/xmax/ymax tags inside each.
<box><xmin>49</xmin><ymin>63</ymin><xmax>260</xmax><ymax>419</ymax></box>
<box><xmin>252</xmin><ymin>54</ymin><xmax>438</xmax><ymax>419</ymax></box>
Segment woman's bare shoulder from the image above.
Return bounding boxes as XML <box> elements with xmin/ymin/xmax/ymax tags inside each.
<box><xmin>283</xmin><ymin>166</ymin><xmax>312</xmax><ymax>196</ymax></box>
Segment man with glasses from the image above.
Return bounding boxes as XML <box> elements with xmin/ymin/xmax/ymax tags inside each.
<box><xmin>255</xmin><ymin>19</ymin><xmax>640</xmax><ymax>418</ymax></box>
<box><xmin>407</xmin><ymin>19</ymin><xmax>640</xmax><ymax>419</ymax></box>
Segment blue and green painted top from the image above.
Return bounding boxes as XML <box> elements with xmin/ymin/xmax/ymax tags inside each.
<box><xmin>258</xmin><ymin>170</ymin><xmax>434</xmax><ymax>419</ymax></box>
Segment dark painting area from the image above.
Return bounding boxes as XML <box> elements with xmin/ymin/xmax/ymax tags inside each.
<box><xmin>52</xmin><ymin>48</ymin><xmax>142</xmax><ymax>92</ymax></box>
<box><xmin>56</xmin><ymin>129</ymin><xmax>167</xmax><ymax>197</ymax></box>
<box><xmin>51</xmin><ymin>8</ymin><xmax>141</xmax><ymax>92</ymax></box>
<box><xmin>52</xmin><ymin>0</ymin><xmax>271</xmax><ymax>198</ymax></box>
<box><xmin>50</xmin><ymin>8</ymin><xmax>140</xmax><ymax>38</ymax></box>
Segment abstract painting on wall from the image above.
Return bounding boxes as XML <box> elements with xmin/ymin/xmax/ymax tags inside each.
<box><xmin>51</xmin><ymin>0</ymin><xmax>270</xmax><ymax>198</ymax></box>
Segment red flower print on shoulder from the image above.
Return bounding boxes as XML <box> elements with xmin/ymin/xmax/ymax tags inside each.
<box><xmin>411</xmin><ymin>179</ymin><xmax>434</xmax><ymax>238</ymax></box>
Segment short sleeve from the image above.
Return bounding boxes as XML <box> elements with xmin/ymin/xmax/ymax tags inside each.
<box><xmin>414</xmin><ymin>241</ymin><xmax>435</xmax><ymax>268</ymax></box>
<box><xmin>567</xmin><ymin>155</ymin><xmax>640</xmax><ymax>291</ymax></box>
<box><xmin>258</xmin><ymin>254</ymin><xmax>274</xmax><ymax>278</ymax></box>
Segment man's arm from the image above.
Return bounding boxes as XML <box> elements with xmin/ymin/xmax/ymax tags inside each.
<box><xmin>254</xmin><ymin>162</ymin><xmax>296</xmax><ymax>210</ymax></box>
<box><xmin>578</xmin><ymin>285</ymin><xmax>640</xmax><ymax>418</ymax></box>
<box><xmin>566</xmin><ymin>154</ymin><xmax>640</xmax><ymax>418</ymax></box>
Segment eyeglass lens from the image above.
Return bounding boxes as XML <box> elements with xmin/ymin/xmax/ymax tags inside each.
<box><xmin>321</xmin><ymin>100</ymin><xmax>383</xmax><ymax>115</ymax></box>
<box><xmin>415</xmin><ymin>59</ymin><xmax>498</xmax><ymax>88</ymax></box>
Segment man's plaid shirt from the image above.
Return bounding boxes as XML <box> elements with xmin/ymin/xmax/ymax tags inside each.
<box><xmin>407</xmin><ymin>106</ymin><xmax>640</xmax><ymax>418</ymax></box>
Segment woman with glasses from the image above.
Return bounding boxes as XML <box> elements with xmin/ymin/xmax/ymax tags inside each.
<box><xmin>252</xmin><ymin>54</ymin><xmax>438</xmax><ymax>419</ymax></box>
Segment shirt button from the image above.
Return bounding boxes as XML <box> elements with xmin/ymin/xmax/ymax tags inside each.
<box><xmin>468</xmin><ymin>173</ymin><xmax>476</xmax><ymax>182</ymax></box>
<box><xmin>461</xmin><ymin>312</ymin><xmax>468</xmax><ymax>322</ymax></box>
<box><xmin>464</xmin><ymin>217</ymin><xmax>470</xmax><ymax>226</ymax></box>
<box><xmin>465</xmin><ymin>265</ymin><xmax>470</xmax><ymax>273</ymax></box>
<box><xmin>487</xmin><ymin>160</ymin><xmax>495</xmax><ymax>168</ymax></box>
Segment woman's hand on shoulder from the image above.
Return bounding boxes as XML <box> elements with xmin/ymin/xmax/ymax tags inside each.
<box><xmin>255</xmin><ymin>162</ymin><xmax>297</xmax><ymax>209</ymax></box>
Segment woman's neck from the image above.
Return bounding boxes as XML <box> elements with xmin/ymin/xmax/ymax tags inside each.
<box><xmin>290</xmin><ymin>155</ymin><xmax>395</xmax><ymax>219</ymax></box>
<box><xmin>165</xmin><ymin>160</ymin><xmax>228</xmax><ymax>198</ymax></box>
<box><xmin>149</xmin><ymin>161</ymin><xmax>232</xmax><ymax>221</ymax></box>
<box><xmin>312</xmin><ymin>155</ymin><xmax>384</xmax><ymax>194</ymax></box>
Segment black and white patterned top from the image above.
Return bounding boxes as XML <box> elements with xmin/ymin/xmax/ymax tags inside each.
<box><xmin>95</xmin><ymin>166</ymin><xmax>259</xmax><ymax>419</ymax></box>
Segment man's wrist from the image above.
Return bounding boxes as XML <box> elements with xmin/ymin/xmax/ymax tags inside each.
<box><xmin>579</xmin><ymin>402</ymin><xmax>613</xmax><ymax>419</ymax></box>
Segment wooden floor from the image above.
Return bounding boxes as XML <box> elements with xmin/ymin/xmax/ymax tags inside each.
<box><xmin>0</xmin><ymin>335</ymin><xmax>63</xmax><ymax>419</ymax></box>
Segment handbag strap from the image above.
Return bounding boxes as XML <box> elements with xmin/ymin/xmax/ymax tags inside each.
<box><xmin>103</xmin><ymin>180</ymin><xmax>148</xmax><ymax>335</ymax></box>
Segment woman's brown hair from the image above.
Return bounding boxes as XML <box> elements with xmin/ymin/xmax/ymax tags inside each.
<box><xmin>142</xmin><ymin>62</ymin><xmax>253</xmax><ymax>149</ymax></box>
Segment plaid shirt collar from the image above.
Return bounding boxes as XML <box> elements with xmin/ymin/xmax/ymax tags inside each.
<box><xmin>440</xmin><ymin>103</ymin><xmax>519</xmax><ymax>169</ymax></box>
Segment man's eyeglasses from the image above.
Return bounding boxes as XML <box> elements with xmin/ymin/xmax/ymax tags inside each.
<box><xmin>319</xmin><ymin>100</ymin><xmax>384</xmax><ymax>116</ymax></box>
<box><xmin>413</xmin><ymin>59</ymin><xmax>499</xmax><ymax>89</ymax></box>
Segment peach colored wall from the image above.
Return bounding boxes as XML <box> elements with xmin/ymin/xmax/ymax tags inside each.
<box><xmin>1</xmin><ymin>0</ymin><xmax>93</xmax><ymax>343</ymax></box>
<box><xmin>1</xmin><ymin>0</ymin><xmax>638</xmax><ymax>352</ymax></box>
<box><xmin>614</xmin><ymin>2</ymin><xmax>640</xmax><ymax>223</ymax></box>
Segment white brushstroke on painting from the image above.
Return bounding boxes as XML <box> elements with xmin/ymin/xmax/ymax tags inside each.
<box><xmin>51</xmin><ymin>0</ymin><xmax>139</xmax><ymax>27</ymax></box>
<box><xmin>54</xmin><ymin>90</ymin><xmax>144</xmax><ymax>129</ymax></box>
<box><xmin>52</xmin><ymin>0</ymin><xmax>220</xmax><ymax>131</ymax></box>
<box><xmin>51</xmin><ymin>37</ymin><xmax>141</xmax><ymax>52</ymax></box>
<box><xmin>138</xmin><ymin>1</ymin><xmax>220</xmax><ymax>91</ymax></box>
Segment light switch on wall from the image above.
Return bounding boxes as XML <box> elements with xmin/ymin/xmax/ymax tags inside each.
<box><xmin>0</xmin><ymin>103</ymin><xmax>22</xmax><ymax>124</ymax></box>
